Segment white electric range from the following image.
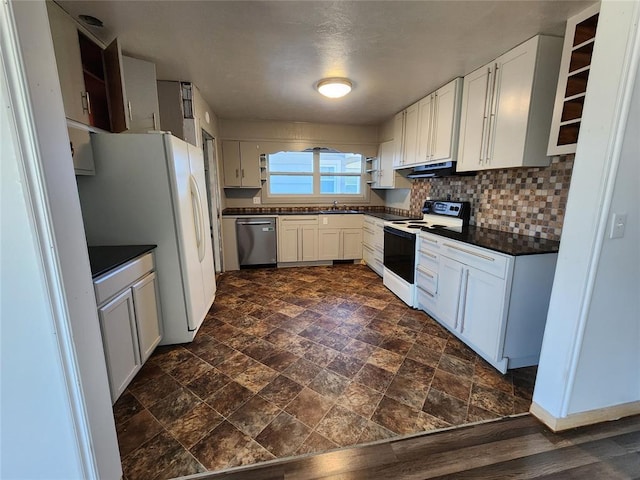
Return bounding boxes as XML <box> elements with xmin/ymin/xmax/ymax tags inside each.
<box><xmin>382</xmin><ymin>200</ymin><xmax>470</xmax><ymax>306</ymax></box>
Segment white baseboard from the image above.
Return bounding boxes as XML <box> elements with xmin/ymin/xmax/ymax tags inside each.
<box><xmin>530</xmin><ymin>400</ymin><xmax>640</xmax><ymax>432</ymax></box>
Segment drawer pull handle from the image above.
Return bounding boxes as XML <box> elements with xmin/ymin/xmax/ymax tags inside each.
<box><xmin>417</xmin><ymin>285</ymin><xmax>434</xmax><ymax>297</ymax></box>
<box><xmin>443</xmin><ymin>243</ymin><xmax>495</xmax><ymax>262</ymax></box>
<box><xmin>419</xmin><ymin>269</ymin><xmax>434</xmax><ymax>279</ymax></box>
<box><xmin>422</xmin><ymin>236</ymin><xmax>438</xmax><ymax>244</ymax></box>
<box><xmin>419</xmin><ymin>250</ymin><xmax>437</xmax><ymax>259</ymax></box>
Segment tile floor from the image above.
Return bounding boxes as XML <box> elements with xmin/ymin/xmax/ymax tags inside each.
<box><xmin>114</xmin><ymin>264</ymin><xmax>536</xmax><ymax>480</ymax></box>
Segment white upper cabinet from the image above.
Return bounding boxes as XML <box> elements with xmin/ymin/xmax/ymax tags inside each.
<box><xmin>457</xmin><ymin>35</ymin><xmax>563</xmax><ymax>172</ymax></box>
<box><xmin>122</xmin><ymin>56</ymin><xmax>160</xmax><ymax>132</ymax></box>
<box><xmin>372</xmin><ymin>140</ymin><xmax>411</xmax><ymax>189</ymax></box>
<box><xmin>547</xmin><ymin>4</ymin><xmax>600</xmax><ymax>156</ymax></box>
<box><xmin>430</xmin><ymin>78</ymin><xmax>463</xmax><ymax>162</ymax></box>
<box><xmin>393</xmin><ymin>77</ymin><xmax>463</xmax><ymax>169</ymax></box>
<box><xmin>221</xmin><ymin>140</ymin><xmax>262</xmax><ymax>188</ymax></box>
<box><xmin>46</xmin><ymin>1</ymin><xmax>89</xmax><ymax>125</ymax></box>
<box><xmin>392</xmin><ymin>111</ymin><xmax>405</xmax><ymax>168</ymax></box>
<box><xmin>46</xmin><ymin>1</ymin><xmax>130</xmax><ymax>133</ymax></box>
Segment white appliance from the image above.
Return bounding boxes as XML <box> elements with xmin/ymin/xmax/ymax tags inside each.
<box><xmin>77</xmin><ymin>133</ymin><xmax>216</xmax><ymax>344</ymax></box>
<box><xmin>383</xmin><ymin>200</ymin><xmax>469</xmax><ymax>307</ymax></box>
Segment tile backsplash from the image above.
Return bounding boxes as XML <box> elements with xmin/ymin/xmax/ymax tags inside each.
<box><xmin>410</xmin><ymin>155</ymin><xmax>574</xmax><ymax>240</ymax></box>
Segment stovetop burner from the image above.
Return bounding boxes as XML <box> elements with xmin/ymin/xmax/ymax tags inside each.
<box><xmin>406</xmin><ymin>225</ymin><xmax>424</xmax><ymax>229</ymax></box>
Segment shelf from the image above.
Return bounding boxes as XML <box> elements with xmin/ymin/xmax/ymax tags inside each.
<box><xmin>561</xmin><ymin>96</ymin><xmax>585</xmax><ymax>123</ymax></box>
<box><xmin>365</xmin><ymin>169</ymin><xmax>377</xmax><ymax>173</ymax></box>
<box><xmin>573</xmin><ymin>13</ymin><xmax>599</xmax><ymax>46</ymax></box>
<box><xmin>565</xmin><ymin>68</ymin><xmax>590</xmax><ymax>98</ymax></box>
<box><xmin>568</xmin><ymin>42</ymin><xmax>594</xmax><ymax>73</ymax></box>
<box><xmin>557</xmin><ymin>122</ymin><xmax>581</xmax><ymax>146</ymax></box>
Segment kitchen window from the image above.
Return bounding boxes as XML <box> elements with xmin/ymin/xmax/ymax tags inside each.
<box><xmin>264</xmin><ymin>149</ymin><xmax>365</xmax><ymax>202</ymax></box>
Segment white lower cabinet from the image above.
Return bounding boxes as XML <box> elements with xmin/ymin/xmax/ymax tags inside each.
<box><xmin>277</xmin><ymin>216</ymin><xmax>319</xmax><ymax>263</ymax></box>
<box><xmin>318</xmin><ymin>215</ymin><xmax>363</xmax><ymax>261</ymax></box>
<box><xmin>94</xmin><ymin>252</ymin><xmax>162</xmax><ymax>403</ymax></box>
<box><xmin>416</xmin><ymin>231</ymin><xmax>557</xmax><ymax>373</ymax></box>
<box><xmin>98</xmin><ymin>289</ymin><xmax>140</xmax><ymax>404</ymax></box>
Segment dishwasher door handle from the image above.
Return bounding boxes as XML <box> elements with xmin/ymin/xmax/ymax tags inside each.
<box><xmin>236</xmin><ymin>221</ymin><xmax>274</xmax><ymax>226</ymax></box>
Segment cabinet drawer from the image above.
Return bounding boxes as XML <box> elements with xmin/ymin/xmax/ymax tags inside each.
<box><xmin>416</xmin><ymin>285</ymin><xmax>437</xmax><ymax>314</ymax></box>
<box><xmin>440</xmin><ymin>241</ymin><xmax>509</xmax><ymax>279</ymax></box>
<box><xmin>94</xmin><ymin>253</ymin><xmax>154</xmax><ymax>305</ymax></box>
<box><xmin>416</xmin><ymin>265</ymin><xmax>437</xmax><ymax>295</ymax></box>
<box><xmin>419</xmin><ymin>232</ymin><xmax>442</xmax><ymax>251</ymax></box>
<box><xmin>279</xmin><ymin>215</ymin><xmax>318</xmax><ymax>225</ymax></box>
<box><xmin>417</xmin><ymin>247</ymin><xmax>439</xmax><ymax>271</ymax></box>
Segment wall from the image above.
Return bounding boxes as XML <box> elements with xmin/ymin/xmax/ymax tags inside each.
<box><xmin>532</xmin><ymin>0</ymin><xmax>640</xmax><ymax>426</ymax></box>
<box><xmin>2</xmin><ymin>1</ymin><xmax>121</xmax><ymax>478</ymax></box>
<box><xmin>408</xmin><ymin>155</ymin><xmax>574</xmax><ymax>240</ymax></box>
<box><xmin>219</xmin><ymin>118</ymin><xmax>386</xmax><ymax>208</ymax></box>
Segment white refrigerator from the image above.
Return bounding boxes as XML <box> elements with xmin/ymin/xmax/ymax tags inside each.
<box><xmin>77</xmin><ymin>133</ymin><xmax>216</xmax><ymax>344</ymax></box>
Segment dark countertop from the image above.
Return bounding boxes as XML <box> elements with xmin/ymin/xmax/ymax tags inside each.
<box><xmin>222</xmin><ymin>208</ymin><xmax>413</xmax><ymax>221</ymax></box>
<box><xmin>88</xmin><ymin>245</ymin><xmax>157</xmax><ymax>278</ymax></box>
<box><xmin>423</xmin><ymin>226</ymin><xmax>560</xmax><ymax>256</ymax></box>
<box><xmin>364</xmin><ymin>212</ymin><xmax>414</xmax><ymax>221</ymax></box>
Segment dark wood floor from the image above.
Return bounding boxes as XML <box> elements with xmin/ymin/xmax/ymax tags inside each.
<box><xmin>189</xmin><ymin>414</ymin><xmax>640</xmax><ymax>480</ymax></box>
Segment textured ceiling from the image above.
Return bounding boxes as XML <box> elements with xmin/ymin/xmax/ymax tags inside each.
<box><xmin>56</xmin><ymin>0</ymin><xmax>596</xmax><ymax>126</ymax></box>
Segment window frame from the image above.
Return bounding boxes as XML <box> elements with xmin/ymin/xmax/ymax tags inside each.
<box><xmin>263</xmin><ymin>149</ymin><xmax>367</xmax><ymax>204</ymax></box>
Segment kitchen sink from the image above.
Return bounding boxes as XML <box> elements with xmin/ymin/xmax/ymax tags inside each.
<box><xmin>319</xmin><ymin>209</ymin><xmax>361</xmax><ymax>214</ymax></box>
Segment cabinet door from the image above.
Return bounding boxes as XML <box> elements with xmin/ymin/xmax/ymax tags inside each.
<box><xmin>103</xmin><ymin>37</ymin><xmax>129</xmax><ymax>133</ymax></box>
<box><xmin>392</xmin><ymin>111</ymin><xmax>405</xmax><ymax>168</ymax></box>
<box><xmin>239</xmin><ymin>142</ymin><xmax>262</xmax><ymax>187</ymax></box>
<box><xmin>458</xmin><ymin>266</ymin><xmax>506</xmax><ymax>362</ymax></box>
<box><xmin>417</xmin><ymin>94</ymin><xmax>434</xmax><ymax>164</ymax></box>
<box><xmin>122</xmin><ymin>56</ymin><xmax>160</xmax><ymax>132</ymax></box>
<box><xmin>318</xmin><ymin>229</ymin><xmax>341</xmax><ymax>260</ymax></box>
<box><xmin>437</xmin><ymin>256</ymin><xmax>465</xmax><ymax>331</ymax></box>
<box><xmin>300</xmin><ymin>225</ymin><xmax>318</xmax><ymax>261</ymax></box>
<box><xmin>457</xmin><ymin>64</ymin><xmax>492</xmax><ymax>172</ymax></box>
<box><xmin>132</xmin><ymin>272</ymin><xmax>162</xmax><ymax>363</ymax></box>
<box><xmin>402</xmin><ymin>102</ymin><xmax>420</xmax><ymax>166</ymax></box>
<box><xmin>431</xmin><ymin>78</ymin><xmax>461</xmax><ymax>162</ymax></box>
<box><xmin>46</xmin><ymin>1</ymin><xmax>89</xmax><ymax>124</ymax></box>
<box><xmin>278</xmin><ymin>223</ymin><xmax>299</xmax><ymax>262</ymax></box>
<box><xmin>487</xmin><ymin>39</ymin><xmax>537</xmax><ymax>169</ymax></box>
<box><xmin>378</xmin><ymin>140</ymin><xmax>395</xmax><ymax>188</ymax></box>
<box><xmin>67</xmin><ymin>125</ymin><xmax>95</xmax><ymax>175</ymax></box>
<box><xmin>98</xmin><ymin>289</ymin><xmax>141</xmax><ymax>403</ymax></box>
<box><xmin>222</xmin><ymin>140</ymin><xmax>242</xmax><ymax>187</ymax></box>
<box><xmin>342</xmin><ymin>229</ymin><xmax>363</xmax><ymax>260</ymax></box>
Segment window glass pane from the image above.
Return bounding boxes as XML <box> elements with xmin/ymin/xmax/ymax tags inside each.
<box><xmin>268</xmin><ymin>151</ymin><xmax>313</xmax><ymax>173</ymax></box>
<box><xmin>269</xmin><ymin>175</ymin><xmax>313</xmax><ymax>194</ymax></box>
<box><xmin>320</xmin><ymin>175</ymin><xmax>361</xmax><ymax>194</ymax></box>
<box><xmin>319</xmin><ymin>152</ymin><xmax>362</xmax><ymax>174</ymax></box>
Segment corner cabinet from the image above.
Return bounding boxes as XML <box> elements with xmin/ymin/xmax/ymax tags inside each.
<box><xmin>457</xmin><ymin>35</ymin><xmax>563</xmax><ymax>172</ymax></box>
<box><xmin>221</xmin><ymin>140</ymin><xmax>262</xmax><ymax>188</ymax></box>
<box><xmin>94</xmin><ymin>252</ymin><xmax>162</xmax><ymax>403</ymax></box>
<box><xmin>547</xmin><ymin>4</ymin><xmax>600</xmax><ymax>156</ymax></box>
<box><xmin>371</xmin><ymin>141</ymin><xmax>410</xmax><ymax>189</ymax></box>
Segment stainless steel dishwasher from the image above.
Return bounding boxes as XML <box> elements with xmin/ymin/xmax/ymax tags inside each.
<box><xmin>236</xmin><ymin>218</ymin><xmax>277</xmax><ymax>267</ymax></box>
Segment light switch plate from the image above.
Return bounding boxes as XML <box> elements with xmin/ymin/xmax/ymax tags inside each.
<box><xmin>610</xmin><ymin>212</ymin><xmax>627</xmax><ymax>239</ymax></box>
<box><xmin>253</xmin><ymin>196</ymin><xmax>261</xmax><ymax>204</ymax></box>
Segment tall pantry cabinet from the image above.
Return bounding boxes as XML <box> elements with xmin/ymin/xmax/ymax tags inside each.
<box><xmin>456</xmin><ymin>35</ymin><xmax>563</xmax><ymax>172</ymax></box>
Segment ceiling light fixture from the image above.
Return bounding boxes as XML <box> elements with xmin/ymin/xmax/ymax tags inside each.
<box><xmin>316</xmin><ymin>78</ymin><xmax>352</xmax><ymax>98</ymax></box>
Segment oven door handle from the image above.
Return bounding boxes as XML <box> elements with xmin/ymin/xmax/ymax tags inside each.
<box><xmin>383</xmin><ymin>226</ymin><xmax>416</xmax><ymax>240</ymax></box>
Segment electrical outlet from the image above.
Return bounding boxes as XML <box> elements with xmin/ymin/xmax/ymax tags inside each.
<box><xmin>609</xmin><ymin>212</ymin><xmax>627</xmax><ymax>239</ymax></box>
<box><xmin>253</xmin><ymin>196</ymin><xmax>261</xmax><ymax>204</ymax></box>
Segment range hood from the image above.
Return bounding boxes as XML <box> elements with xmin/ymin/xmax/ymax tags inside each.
<box><xmin>406</xmin><ymin>161</ymin><xmax>476</xmax><ymax>178</ymax></box>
